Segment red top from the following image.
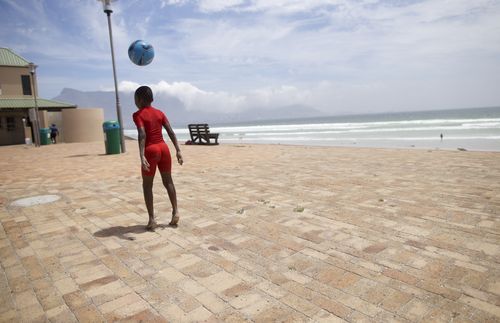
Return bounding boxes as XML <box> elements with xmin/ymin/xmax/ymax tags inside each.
<box><xmin>132</xmin><ymin>106</ymin><xmax>168</xmax><ymax>146</ymax></box>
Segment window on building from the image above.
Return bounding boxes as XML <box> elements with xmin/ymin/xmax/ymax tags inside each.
<box><xmin>0</xmin><ymin>117</ymin><xmax>3</xmax><ymax>129</ymax></box>
<box><xmin>0</xmin><ymin>83</ymin><xmax>3</xmax><ymax>95</ymax></box>
<box><xmin>6</xmin><ymin>117</ymin><xmax>16</xmax><ymax>131</ymax></box>
<box><xmin>21</xmin><ymin>75</ymin><xmax>32</xmax><ymax>95</ymax></box>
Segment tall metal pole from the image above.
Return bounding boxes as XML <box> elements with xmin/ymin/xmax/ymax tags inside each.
<box><xmin>29</xmin><ymin>63</ymin><xmax>41</xmax><ymax>147</ymax></box>
<box><xmin>105</xmin><ymin>8</ymin><xmax>126</xmax><ymax>153</ymax></box>
<box><xmin>33</xmin><ymin>82</ymin><xmax>41</xmax><ymax>147</ymax></box>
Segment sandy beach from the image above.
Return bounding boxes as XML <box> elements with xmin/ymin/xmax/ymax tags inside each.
<box><xmin>0</xmin><ymin>141</ymin><xmax>499</xmax><ymax>322</ymax></box>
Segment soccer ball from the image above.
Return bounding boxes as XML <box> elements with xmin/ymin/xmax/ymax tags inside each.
<box><xmin>128</xmin><ymin>40</ymin><xmax>154</xmax><ymax>66</ymax></box>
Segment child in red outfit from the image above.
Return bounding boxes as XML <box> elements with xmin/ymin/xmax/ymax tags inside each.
<box><xmin>133</xmin><ymin>86</ymin><xmax>183</xmax><ymax>230</ymax></box>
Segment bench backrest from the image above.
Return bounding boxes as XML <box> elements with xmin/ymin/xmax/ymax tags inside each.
<box><xmin>189</xmin><ymin>123</ymin><xmax>210</xmax><ymax>131</ymax></box>
<box><xmin>188</xmin><ymin>124</ymin><xmax>212</xmax><ymax>142</ymax></box>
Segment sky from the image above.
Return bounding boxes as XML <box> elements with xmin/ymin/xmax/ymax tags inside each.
<box><xmin>1</xmin><ymin>0</ymin><xmax>500</xmax><ymax>115</ymax></box>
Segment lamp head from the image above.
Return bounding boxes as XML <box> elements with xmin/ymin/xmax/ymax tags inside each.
<box><xmin>98</xmin><ymin>0</ymin><xmax>115</xmax><ymax>13</ymax></box>
<box><xmin>28</xmin><ymin>62</ymin><xmax>37</xmax><ymax>74</ymax></box>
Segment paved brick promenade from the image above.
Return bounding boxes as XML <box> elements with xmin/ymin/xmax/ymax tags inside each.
<box><xmin>0</xmin><ymin>141</ymin><xmax>499</xmax><ymax>322</ymax></box>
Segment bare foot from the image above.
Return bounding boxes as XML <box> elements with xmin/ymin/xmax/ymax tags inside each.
<box><xmin>146</xmin><ymin>219</ymin><xmax>157</xmax><ymax>231</ymax></box>
<box><xmin>169</xmin><ymin>211</ymin><xmax>179</xmax><ymax>226</ymax></box>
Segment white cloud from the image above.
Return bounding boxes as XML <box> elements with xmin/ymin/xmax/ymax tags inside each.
<box><xmin>119</xmin><ymin>80</ymin><xmax>246</xmax><ymax>113</ymax></box>
<box><xmin>162</xmin><ymin>0</ymin><xmax>190</xmax><ymax>7</ymax></box>
<box><xmin>118</xmin><ymin>80</ymin><xmax>317</xmax><ymax>113</ymax></box>
<box><xmin>167</xmin><ymin>0</ymin><xmax>347</xmax><ymax>14</ymax></box>
<box><xmin>198</xmin><ymin>0</ymin><xmax>246</xmax><ymax>13</ymax></box>
<box><xmin>237</xmin><ymin>0</ymin><xmax>345</xmax><ymax>14</ymax></box>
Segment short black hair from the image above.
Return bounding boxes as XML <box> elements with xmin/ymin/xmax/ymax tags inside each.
<box><xmin>135</xmin><ymin>86</ymin><xmax>153</xmax><ymax>103</ymax></box>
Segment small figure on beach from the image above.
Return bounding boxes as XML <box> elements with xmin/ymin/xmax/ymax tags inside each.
<box><xmin>50</xmin><ymin>124</ymin><xmax>59</xmax><ymax>144</ymax></box>
<box><xmin>133</xmin><ymin>86</ymin><xmax>183</xmax><ymax>230</ymax></box>
<box><xmin>440</xmin><ymin>133</ymin><xmax>443</xmax><ymax>141</ymax></box>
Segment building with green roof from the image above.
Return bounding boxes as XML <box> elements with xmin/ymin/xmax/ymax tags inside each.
<box><xmin>0</xmin><ymin>48</ymin><xmax>77</xmax><ymax>145</ymax></box>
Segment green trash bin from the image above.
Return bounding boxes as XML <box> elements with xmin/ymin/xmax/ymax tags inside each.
<box><xmin>103</xmin><ymin>121</ymin><xmax>121</xmax><ymax>154</ymax></box>
<box><xmin>40</xmin><ymin>128</ymin><xmax>51</xmax><ymax>145</ymax></box>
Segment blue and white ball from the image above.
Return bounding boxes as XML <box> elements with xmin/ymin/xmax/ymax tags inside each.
<box><xmin>128</xmin><ymin>40</ymin><xmax>154</xmax><ymax>66</ymax></box>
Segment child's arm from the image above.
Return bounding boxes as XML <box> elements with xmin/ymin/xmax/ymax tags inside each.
<box><xmin>163</xmin><ymin>120</ymin><xmax>183</xmax><ymax>165</ymax></box>
<box><xmin>137</xmin><ymin>127</ymin><xmax>150</xmax><ymax>171</ymax></box>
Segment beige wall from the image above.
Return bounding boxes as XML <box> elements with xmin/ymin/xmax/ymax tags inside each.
<box><xmin>0</xmin><ymin>66</ymin><xmax>37</xmax><ymax>96</ymax></box>
<box><xmin>0</xmin><ymin>111</ymin><xmax>26</xmax><ymax>145</ymax></box>
<box><xmin>62</xmin><ymin>108</ymin><xmax>104</xmax><ymax>143</ymax></box>
<box><xmin>38</xmin><ymin>110</ymin><xmax>49</xmax><ymax>128</ymax></box>
<box><xmin>46</xmin><ymin>112</ymin><xmax>64</xmax><ymax>142</ymax></box>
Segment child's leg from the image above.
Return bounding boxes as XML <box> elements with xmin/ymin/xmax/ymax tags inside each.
<box><xmin>160</xmin><ymin>172</ymin><xmax>179</xmax><ymax>225</ymax></box>
<box><xmin>142</xmin><ymin>175</ymin><xmax>156</xmax><ymax>230</ymax></box>
<box><xmin>143</xmin><ymin>144</ymin><xmax>161</xmax><ymax>230</ymax></box>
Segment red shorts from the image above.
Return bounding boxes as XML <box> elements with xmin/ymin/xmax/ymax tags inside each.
<box><xmin>143</xmin><ymin>142</ymin><xmax>171</xmax><ymax>176</ymax></box>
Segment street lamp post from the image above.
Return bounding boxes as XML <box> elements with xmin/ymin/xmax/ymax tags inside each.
<box><xmin>28</xmin><ymin>62</ymin><xmax>41</xmax><ymax>147</ymax></box>
<box><xmin>98</xmin><ymin>0</ymin><xmax>126</xmax><ymax>153</ymax></box>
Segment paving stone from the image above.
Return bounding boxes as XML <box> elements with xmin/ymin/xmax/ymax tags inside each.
<box><xmin>178</xmin><ymin>278</ymin><xmax>207</xmax><ymax>297</ymax></box>
<box><xmin>99</xmin><ymin>293</ymin><xmax>144</xmax><ymax>314</ymax></box>
<box><xmin>311</xmin><ymin>293</ymin><xmax>352</xmax><ymax>319</ymax></box>
<box><xmin>158</xmin><ymin>303</ymin><xmax>187</xmax><ymax>321</ymax></box>
<box><xmin>195</xmin><ymin>290</ymin><xmax>228</xmax><ymax>314</ymax></box>
<box><xmin>120</xmin><ymin>309</ymin><xmax>167</xmax><ymax>322</ymax></box>
<box><xmin>73</xmin><ymin>304</ymin><xmax>106</xmax><ymax>322</ymax></box>
<box><xmin>46</xmin><ymin>304</ymin><xmax>77</xmax><ymax>322</ymax></box>
<box><xmin>256</xmin><ymin>280</ymin><xmax>287</xmax><ymax>299</ymax></box>
<box><xmin>54</xmin><ymin>277</ymin><xmax>79</xmax><ymax>295</ymax></box>
<box><xmin>280</xmin><ymin>293</ymin><xmax>321</xmax><ymax>318</ymax></box>
<box><xmin>39</xmin><ymin>289</ymin><xmax>66</xmax><ymax>311</ymax></box>
<box><xmin>253</xmin><ymin>306</ymin><xmax>294</xmax><ymax>323</ymax></box>
<box><xmin>185</xmin><ymin>306</ymin><xmax>214</xmax><ymax>321</ymax></box>
<box><xmin>155</xmin><ymin>266</ymin><xmax>186</xmax><ymax>283</ymax></box>
<box><xmin>79</xmin><ymin>275</ymin><xmax>119</xmax><ymax>291</ymax></box>
<box><xmin>459</xmin><ymin>295</ymin><xmax>500</xmax><ymax>317</ymax></box>
<box><xmin>311</xmin><ymin>309</ymin><xmax>346</xmax><ymax>322</ymax></box>
<box><xmin>216</xmin><ymin>308</ymin><xmax>252</xmax><ymax>322</ymax></box>
<box><xmin>63</xmin><ymin>290</ymin><xmax>92</xmax><ymax>310</ymax></box>
<box><xmin>200</xmin><ymin>270</ymin><xmax>242</xmax><ymax>294</ymax></box>
<box><xmin>379</xmin><ymin>288</ymin><xmax>414</xmax><ymax>313</ymax></box>
<box><xmin>18</xmin><ymin>303</ymin><xmax>46</xmax><ymax>322</ymax></box>
<box><xmin>340</xmin><ymin>293</ymin><xmax>383</xmax><ymax>318</ymax></box>
<box><xmin>0</xmin><ymin>309</ymin><xmax>18</xmax><ymax>322</ymax></box>
<box><xmin>13</xmin><ymin>289</ymin><xmax>40</xmax><ymax>309</ymax></box>
<box><xmin>90</xmin><ymin>284</ymin><xmax>135</xmax><ymax>306</ymax></box>
<box><xmin>107</xmin><ymin>300</ymin><xmax>151</xmax><ymax>320</ymax></box>
<box><xmin>223</xmin><ymin>282</ymin><xmax>253</xmax><ymax>299</ymax></box>
<box><xmin>399</xmin><ymin>298</ymin><xmax>434</xmax><ymax>321</ymax></box>
<box><xmin>177</xmin><ymin>293</ymin><xmax>202</xmax><ymax>313</ymax></box>
<box><xmin>8</xmin><ymin>275</ymin><xmax>32</xmax><ymax>293</ymax></box>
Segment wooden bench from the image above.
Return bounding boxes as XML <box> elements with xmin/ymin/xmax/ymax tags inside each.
<box><xmin>188</xmin><ymin>124</ymin><xmax>219</xmax><ymax>145</ymax></box>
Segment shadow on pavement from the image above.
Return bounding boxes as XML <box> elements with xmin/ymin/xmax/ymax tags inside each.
<box><xmin>65</xmin><ymin>154</ymin><xmax>108</xmax><ymax>158</ymax></box>
<box><xmin>93</xmin><ymin>224</ymin><xmax>174</xmax><ymax>240</ymax></box>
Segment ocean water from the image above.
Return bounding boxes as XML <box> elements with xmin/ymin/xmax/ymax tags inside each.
<box><xmin>124</xmin><ymin>106</ymin><xmax>500</xmax><ymax>151</ymax></box>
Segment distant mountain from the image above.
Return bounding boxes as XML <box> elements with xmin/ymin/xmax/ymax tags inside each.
<box><xmin>53</xmin><ymin>88</ymin><xmax>324</xmax><ymax>128</ymax></box>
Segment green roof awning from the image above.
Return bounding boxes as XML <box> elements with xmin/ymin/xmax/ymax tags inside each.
<box><xmin>0</xmin><ymin>97</ymin><xmax>77</xmax><ymax>109</ymax></box>
<box><xmin>0</xmin><ymin>48</ymin><xmax>30</xmax><ymax>66</ymax></box>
